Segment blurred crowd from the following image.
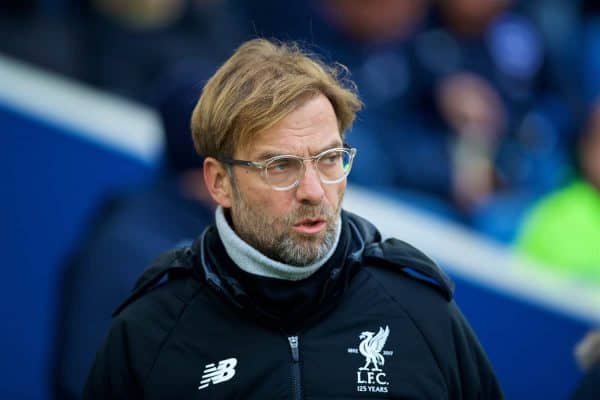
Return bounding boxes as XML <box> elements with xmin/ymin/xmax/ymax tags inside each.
<box><xmin>3</xmin><ymin>1</ymin><xmax>600</xmax><ymax>398</ymax></box>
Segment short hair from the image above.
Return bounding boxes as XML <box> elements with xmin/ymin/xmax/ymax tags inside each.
<box><xmin>191</xmin><ymin>38</ymin><xmax>363</xmax><ymax>159</ymax></box>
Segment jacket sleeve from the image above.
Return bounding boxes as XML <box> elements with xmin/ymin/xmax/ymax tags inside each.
<box><xmin>448</xmin><ymin>301</ymin><xmax>504</xmax><ymax>399</ymax></box>
<box><xmin>82</xmin><ymin>318</ymin><xmax>144</xmax><ymax>400</ymax></box>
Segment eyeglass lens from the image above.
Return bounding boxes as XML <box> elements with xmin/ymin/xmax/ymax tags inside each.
<box><xmin>264</xmin><ymin>149</ymin><xmax>353</xmax><ymax>189</ymax></box>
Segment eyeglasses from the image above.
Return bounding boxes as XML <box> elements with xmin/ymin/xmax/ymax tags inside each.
<box><xmin>219</xmin><ymin>146</ymin><xmax>357</xmax><ymax>191</ymax></box>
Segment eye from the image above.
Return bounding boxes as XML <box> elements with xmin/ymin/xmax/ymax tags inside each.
<box><xmin>321</xmin><ymin>152</ymin><xmax>341</xmax><ymax>165</ymax></box>
<box><xmin>267</xmin><ymin>159</ymin><xmax>292</xmax><ymax>173</ymax></box>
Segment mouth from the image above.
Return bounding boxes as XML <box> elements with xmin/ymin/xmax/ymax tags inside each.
<box><xmin>292</xmin><ymin>218</ymin><xmax>327</xmax><ymax>234</ymax></box>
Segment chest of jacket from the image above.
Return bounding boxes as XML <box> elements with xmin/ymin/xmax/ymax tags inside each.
<box><xmin>141</xmin><ymin>272</ymin><xmax>448</xmax><ymax>400</ymax></box>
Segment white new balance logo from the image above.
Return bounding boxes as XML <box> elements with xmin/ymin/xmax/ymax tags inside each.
<box><xmin>198</xmin><ymin>358</ymin><xmax>238</xmax><ymax>390</ymax></box>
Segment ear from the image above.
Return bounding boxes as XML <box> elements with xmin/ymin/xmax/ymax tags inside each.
<box><xmin>203</xmin><ymin>157</ymin><xmax>233</xmax><ymax>208</ymax></box>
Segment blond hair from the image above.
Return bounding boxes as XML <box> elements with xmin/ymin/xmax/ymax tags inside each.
<box><xmin>191</xmin><ymin>38</ymin><xmax>363</xmax><ymax>159</ymax></box>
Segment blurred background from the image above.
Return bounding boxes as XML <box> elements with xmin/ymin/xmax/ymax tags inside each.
<box><xmin>2</xmin><ymin>0</ymin><xmax>600</xmax><ymax>399</ymax></box>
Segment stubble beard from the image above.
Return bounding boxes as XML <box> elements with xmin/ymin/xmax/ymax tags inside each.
<box><xmin>229</xmin><ymin>184</ymin><xmax>343</xmax><ymax>267</ymax></box>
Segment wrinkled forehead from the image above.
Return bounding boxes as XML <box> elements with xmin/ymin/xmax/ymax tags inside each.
<box><xmin>240</xmin><ymin>132</ymin><xmax>344</xmax><ymax>162</ymax></box>
<box><xmin>235</xmin><ymin>94</ymin><xmax>343</xmax><ymax>159</ymax></box>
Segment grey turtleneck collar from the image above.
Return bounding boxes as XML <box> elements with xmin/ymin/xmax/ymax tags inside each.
<box><xmin>215</xmin><ymin>206</ymin><xmax>341</xmax><ymax>281</ymax></box>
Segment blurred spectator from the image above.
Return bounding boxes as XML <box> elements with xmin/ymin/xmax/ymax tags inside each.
<box><xmin>516</xmin><ymin>101</ymin><xmax>600</xmax><ymax>285</ymax></box>
<box><xmin>436</xmin><ymin>71</ymin><xmax>506</xmax><ymax>211</ymax></box>
<box><xmin>571</xmin><ymin>330</ymin><xmax>600</xmax><ymax>399</ymax></box>
<box><xmin>50</xmin><ymin>74</ymin><xmax>215</xmax><ymax>400</ymax></box>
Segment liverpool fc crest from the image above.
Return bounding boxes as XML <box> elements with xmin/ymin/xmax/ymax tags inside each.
<box><xmin>359</xmin><ymin>326</ymin><xmax>390</xmax><ymax>371</ymax></box>
<box><xmin>347</xmin><ymin>325</ymin><xmax>394</xmax><ymax>394</ymax></box>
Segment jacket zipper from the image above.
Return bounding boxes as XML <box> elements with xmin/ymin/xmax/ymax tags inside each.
<box><xmin>287</xmin><ymin>335</ymin><xmax>303</xmax><ymax>400</ymax></box>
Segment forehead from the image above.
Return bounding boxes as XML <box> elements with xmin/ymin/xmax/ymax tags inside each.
<box><xmin>240</xmin><ymin>94</ymin><xmax>342</xmax><ymax>158</ymax></box>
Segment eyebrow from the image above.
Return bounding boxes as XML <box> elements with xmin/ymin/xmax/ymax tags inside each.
<box><xmin>254</xmin><ymin>139</ymin><xmax>343</xmax><ymax>161</ymax></box>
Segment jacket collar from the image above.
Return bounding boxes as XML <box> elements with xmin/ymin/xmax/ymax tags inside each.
<box><xmin>194</xmin><ymin>210</ymin><xmax>372</xmax><ymax>332</ymax></box>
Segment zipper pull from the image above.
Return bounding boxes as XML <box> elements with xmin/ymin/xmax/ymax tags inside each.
<box><xmin>288</xmin><ymin>336</ymin><xmax>299</xmax><ymax>362</ymax></box>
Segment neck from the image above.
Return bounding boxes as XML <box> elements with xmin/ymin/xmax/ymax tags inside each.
<box><xmin>215</xmin><ymin>206</ymin><xmax>341</xmax><ymax>281</ymax></box>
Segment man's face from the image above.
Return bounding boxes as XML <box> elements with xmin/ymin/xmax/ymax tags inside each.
<box><xmin>227</xmin><ymin>94</ymin><xmax>346</xmax><ymax>266</ymax></box>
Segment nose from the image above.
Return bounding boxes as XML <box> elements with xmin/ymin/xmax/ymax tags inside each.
<box><xmin>295</xmin><ymin>160</ymin><xmax>324</xmax><ymax>205</ymax></box>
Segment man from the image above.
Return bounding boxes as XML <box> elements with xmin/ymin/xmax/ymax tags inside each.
<box><xmin>83</xmin><ymin>38</ymin><xmax>503</xmax><ymax>399</ymax></box>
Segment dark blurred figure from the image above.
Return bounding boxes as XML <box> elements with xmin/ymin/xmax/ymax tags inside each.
<box><xmin>571</xmin><ymin>330</ymin><xmax>600</xmax><ymax>400</ymax></box>
<box><xmin>50</xmin><ymin>76</ymin><xmax>216</xmax><ymax>399</ymax></box>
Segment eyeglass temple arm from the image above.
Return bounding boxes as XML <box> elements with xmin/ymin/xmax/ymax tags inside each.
<box><xmin>219</xmin><ymin>158</ymin><xmax>264</xmax><ymax>169</ymax></box>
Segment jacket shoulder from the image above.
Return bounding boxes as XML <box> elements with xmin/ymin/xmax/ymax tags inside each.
<box><xmin>111</xmin><ymin>243</ymin><xmax>204</xmax><ymax>352</ymax></box>
<box><xmin>362</xmin><ymin>237</ymin><xmax>454</xmax><ymax>301</ymax></box>
<box><xmin>112</xmin><ymin>236</ymin><xmax>204</xmax><ymax>316</ymax></box>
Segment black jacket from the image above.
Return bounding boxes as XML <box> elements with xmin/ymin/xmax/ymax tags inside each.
<box><xmin>83</xmin><ymin>211</ymin><xmax>503</xmax><ymax>399</ymax></box>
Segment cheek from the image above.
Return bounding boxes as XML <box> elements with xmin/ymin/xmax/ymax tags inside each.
<box><xmin>325</xmin><ymin>181</ymin><xmax>346</xmax><ymax>207</ymax></box>
<box><xmin>244</xmin><ymin>186</ymin><xmax>295</xmax><ymax>217</ymax></box>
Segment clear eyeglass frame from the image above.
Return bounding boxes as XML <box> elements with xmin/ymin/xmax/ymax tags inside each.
<box><xmin>219</xmin><ymin>146</ymin><xmax>357</xmax><ymax>191</ymax></box>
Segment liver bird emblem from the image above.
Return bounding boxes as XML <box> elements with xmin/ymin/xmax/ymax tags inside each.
<box><xmin>358</xmin><ymin>325</ymin><xmax>390</xmax><ymax>371</ymax></box>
